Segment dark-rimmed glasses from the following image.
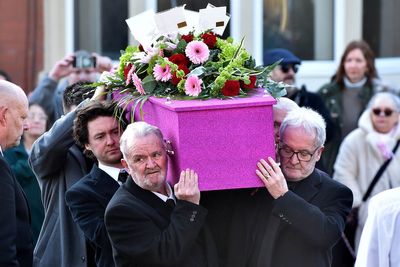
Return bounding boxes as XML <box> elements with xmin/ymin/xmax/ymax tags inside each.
<box><xmin>280</xmin><ymin>64</ymin><xmax>299</xmax><ymax>74</ymax></box>
<box><xmin>278</xmin><ymin>143</ymin><xmax>320</xmax><ymax>162</ymax></box>
<box><xmin>372</xmin><ymin>108</ymin><xmax>394</xmax><ymax>117</ymax></box>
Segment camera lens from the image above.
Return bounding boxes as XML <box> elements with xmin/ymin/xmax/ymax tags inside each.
<box><xmin>82</xmin><ymin>57</ymin><xmax>93</xmax><ymax>68</ymax></box>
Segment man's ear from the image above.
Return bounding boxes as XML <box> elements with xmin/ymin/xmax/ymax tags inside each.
<box><xmin>0</xmin><ymin>107</ymin><xmax>8</xmax><ymax>126</ymax></box>
<box><xmin>315</xmin><ymin>146</ymin><xmax>324</xmax><ymax>161</ymax></box>
<box><xmin>121</xmin><ymin>158</ymin><xmax>128</xmax><ymax>169</ymax></box>
<box><xmin>84</xmin><ymin>143</ymin><xmax>92</xmax><ymax>152</ymax></box>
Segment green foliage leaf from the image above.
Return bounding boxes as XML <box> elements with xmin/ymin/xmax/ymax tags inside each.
<box><xmin>189</xmin><ymin>66</ymin><xmax>206</xmax><ymax>77</ymax></box>
<box><xmin>142</xmin><ymin>75</ymin><xmax>157</xmax><ymax>94</ymax></box>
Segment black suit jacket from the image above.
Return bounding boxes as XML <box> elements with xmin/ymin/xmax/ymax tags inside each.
<box><xmin>105</xmin><ymin>177</ymin><xmax>219</xmax><ymax>267</ymax></box>
<box><xmin>0</xmin><ymin>156</ymin><xmax>33</xmax><ymax>267</ymax></box>
<box><xmin>251</xmin><ymin>169</ymin><xmax>353</xmax><ymax>267</ymax></box>
<box><xmin>204</xmin><ymin>169</ymin><xmax>353</xmax><ymax>267</ymax></box>
<box><xmin>65</xmin><ymin>164</ymin><xmax>119</xmax><ymax>267</ymax></box>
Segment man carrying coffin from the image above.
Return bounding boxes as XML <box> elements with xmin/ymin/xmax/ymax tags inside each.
<box><xmin>105</xmin><ymin>121</ymin><xmax>218</xmax><ymax>267</ymax></box>
<box><xmin>252</xmin><ymin>107</ymin><xmax>353</xmax><ymax>267</ymax></box>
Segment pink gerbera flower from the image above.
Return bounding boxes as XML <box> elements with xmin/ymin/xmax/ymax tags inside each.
<box><xmin>153</xmin><ymin>63</ymin><xmax>172</xmax><ymax>82</ymax></box>
<box><xmin>132</xmin><ymin>73</ymin><xmax>145</xmax><ymax>95</ymax></box>
<box><xmin>185</xmin><ymin>41</ymin><xmax>209</xmax><ymax>64</ymax></box>
<box><xmin>184</xmin><ymin>75</ymin><xmax>203</xmax><ymax>96</ymax></box>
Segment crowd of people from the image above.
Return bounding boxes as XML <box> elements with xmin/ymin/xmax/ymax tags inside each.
<box><xmin>0</xmin><ymin>39</ymin><xmax>399</xmax><ymax>267</ymax></box>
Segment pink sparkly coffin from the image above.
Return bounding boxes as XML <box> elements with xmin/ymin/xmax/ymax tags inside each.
<box><xmin>135</xmin><ymin>90</ymin><xmax>276</xmax><ymax>191</ymax></box>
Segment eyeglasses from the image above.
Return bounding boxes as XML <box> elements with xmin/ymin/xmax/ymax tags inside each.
<box><xmin>278</xmin><ymin>143</ymin><xmax>320</xmax><ymax>162</ymax></box>
<box><xmin>372</xmin><ymin>108</ymin><xmax>395</xmax><ymax>117</ymax></box>
<box><xmin>280</xmin><ymin>64</ymin><xmax>299</xmax><ymax>74</ymax></box>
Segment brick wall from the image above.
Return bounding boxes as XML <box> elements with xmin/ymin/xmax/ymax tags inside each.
<box><xmin>0</xmin><ymin>0</ymin><xmax>43</xmax><ymax>93</ymax></box>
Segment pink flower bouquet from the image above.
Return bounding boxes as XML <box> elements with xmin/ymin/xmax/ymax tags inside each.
<box><xmin>96</xmin><ymin>7</ymin><xmax>286</xmax><ymax>120</ymax></box>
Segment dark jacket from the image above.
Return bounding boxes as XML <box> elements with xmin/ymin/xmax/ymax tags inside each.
<box><xmin>205</xmin><ymin>169</ymin><xmax>353</xmax><ymax>267</ymax></box>
<box><xmin>105</xmin><ymin>177</ymin><xmax>219</xmax><ymax>267</ymax></box>
<box><xmin>290</xmin><ymin>85</ymin><xmax>335</xmax><ymax>143</ymax></box>
<box><xmin>252</xmin><ymin>169</ymin><xmax>353</xmax><ymax>267</ymax></box>
<box><xmin>66</xmin><ymin>164</ymin><xmax>120</xmax><ymax>267</ymax></box>
<box><xmin>0</xmin><ymin>156</ymin><xmax>33</xmax><ymax>267</ymax></box>
<box><xmin>318</xmin><ymin>81</ymin><xmax>374</xmax><ymax>175</ymax></box>
<box><xmin>28</xmin><ymin>75</ymin><xmax>67</xmax><ymax>127</ymax></box>
<box><xmin>29</xmin><ymin>105</ymin><xmax>92</xmax><ymax>267</ymax></box>
<box><xmin>4</xmin><ymin>141</ymin><xmax>44</xmax><ymax>245</ymax></box>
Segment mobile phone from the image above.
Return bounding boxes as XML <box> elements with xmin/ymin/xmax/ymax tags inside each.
<box><xmin>72</xmin><ymin>52</ymin><xmax>97</xmax><ymax>68</ymax></box>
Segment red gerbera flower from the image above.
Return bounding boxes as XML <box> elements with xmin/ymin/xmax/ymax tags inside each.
<box><xmin>169</xmin><ymin>53</ymin><xmax>189</xmax><ymax>66</ymax></box>
<box><xmin>201</xmin><ymin>32</ymin><xmax>217</xmax><ymax>48</ymax></box>
<box><xmin>181</xmin><ymin>34</ymin><xmax>194</xmax><ymax>43</ymax></box>
<box><xmin>123</xmin><ymin>63</ymin><xmax>133</xmax><ymax>80</ymax></box>
<box><xmin>240</xmin><ymin>75</ymin><xmax>257</xmax><ymax>89</ymax></box>
<box><xmin>222</xmin><ymin>80</ymin><xmax>241</xmax><ymax>96</ymax></box>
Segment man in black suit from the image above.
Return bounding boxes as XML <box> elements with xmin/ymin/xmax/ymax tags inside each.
<box><xmin>66</xmin><ymin>101</ymin><xmax>126</xmax><ymax>267</ymax></box>
<box><xmin>250</xmin><ymin>107</ymin><xmax>353</xmax><ymax>267</ymax></box>
<box><xmin>105</xmin><ymin>121</ymin><xmax>218</xmax><ymax>267</ymax></box>
<box><xmin>0</xmin><ymin>80</ymin><xmax>33</xmax><ymax>267</ymax></box>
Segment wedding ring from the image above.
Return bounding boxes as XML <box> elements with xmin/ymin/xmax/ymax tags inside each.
<box><xmin>264</xmin><ymin>174</ymin><xmax>271</xmax><ymax>180</ymax></box>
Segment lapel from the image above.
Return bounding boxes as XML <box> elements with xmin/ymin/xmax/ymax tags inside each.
<box><xmin>255</xmin><ymin>192</ymin><xmax>278</xmax><ymax>267</ymax></box>
<box><xmin>256</xmin><ymin>170</ymin><xmax>322</xmax><ymax>267</ymax></box>
<box><xmin>291</xmin><ymin>169</ymin><xmax>322</xmax><ymax>203</ymax></box>
<box><xmin>124</xmin><ymin>177</ymin><xmax>172</xmax><ymax>219</ymax></box>
<box><xmin>70</xmin><ymin>144</ymin><xmax>90</xmax><ymax>173</ymax></box>
<box><xmin>89</xmin><ymin>164</ymin><xmax>119</xmax><ymax>200</ymax></box>
<box><xmin>0</xmin><ymin>156</ymin><xmax>31</xmax><ymax>222</ymax></box>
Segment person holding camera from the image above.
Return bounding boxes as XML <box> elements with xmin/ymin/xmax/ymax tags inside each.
<box><xmin>29</xmin><ymin>50</ymin><xmax>113</xmax><ymax>126</ymax></box>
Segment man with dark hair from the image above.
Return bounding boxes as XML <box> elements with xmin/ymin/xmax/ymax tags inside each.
<box><xmin>29</xmin><ymin>82</ymin><xmax>102</xmax><ymax>267</ymax></box>
<box><xmin>0</xmin><ymin>80</ymin><xmax>33</xmax><ymax>267</ymax></box>
<box><xmin>62</xmin><ymin>81</ymin><xmax>96</xmax><ymax>113</ymax></box>
<box><xmin>65</xmin><ymin>101</ymin><xmax>126</xmax><ymax>267</ymax></box>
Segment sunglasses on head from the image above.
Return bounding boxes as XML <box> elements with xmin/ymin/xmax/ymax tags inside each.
<box><xmin>280</xmin><ymin>64</ymin><xmax>299</xmax><ymax>74</ymax></box>
<box><xmin>372</xmin><ymin>108</ymin><xmax>394</xmax><ymax>117</ymax></box>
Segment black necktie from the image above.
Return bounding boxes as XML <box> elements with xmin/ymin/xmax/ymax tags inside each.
<box><xmin>118</xmin><ymin>170</ymin><xmax>129</xmax><ymax>184</ymax></box>
<box><xmin>165</xmin><ymin>198</ymin><xmax>176</xmax><ymax>208</ymax></box>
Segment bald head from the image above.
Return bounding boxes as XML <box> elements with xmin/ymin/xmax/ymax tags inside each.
<box><xmin>0</xmin><ymin>80</ymin><xmax>29</xmax><ymax>150</ymax></box>
<box><xmin>0</xmin><ymin>80</ymin><xmax>27</xmax><ymax>104</ymax></box>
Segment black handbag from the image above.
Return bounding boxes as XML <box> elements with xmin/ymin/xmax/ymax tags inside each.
<box><xmin>341</xmin><ymin>139</ymin><xmax>400</xmax><ymax>259</ymax></box>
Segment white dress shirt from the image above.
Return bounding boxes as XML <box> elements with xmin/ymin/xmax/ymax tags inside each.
<box><xmin>153</xmin><ymin>182</ymin><xmax>176</xmax><ymax>204</ymax></box>
<box><xmin>98</xmin><ymin>162</ymin><xmax>121</xmax><ymax>183</ymax></box>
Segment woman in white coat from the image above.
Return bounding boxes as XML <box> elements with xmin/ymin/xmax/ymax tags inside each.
<box><xmin>333</xmin><ymin>91</ymin><xmax>400</xmax><ymax>250</ymax></box>
<box><xmin>355</xmin><ymin>187</ymin><xmax>400</xmax><ymax>267</ymax></box>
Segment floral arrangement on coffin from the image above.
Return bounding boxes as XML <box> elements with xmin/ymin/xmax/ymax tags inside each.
<box><xmin>96</xmin><ymin>6</ymin><xmax>286</xmax><ymax>118</ymax></box>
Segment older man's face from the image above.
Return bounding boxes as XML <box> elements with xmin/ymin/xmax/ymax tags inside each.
<box><xmin>273</xmin><ymin>109</ymin><xmax>288</xmax><ymax>142</ymax></box>
<box><xmin>279</xmin><ymin>126</ymin><xmax>323</xmax><ymax>181</ymax></box>
<box><xmin>5</xmin><ymin>97</ymin><xmax>29</xmax><ymax>149</ymax></box>
<box><xmin>123</xmin><ymin>133</ymin><xmax>168</xmax><ymax>193</ymax></box>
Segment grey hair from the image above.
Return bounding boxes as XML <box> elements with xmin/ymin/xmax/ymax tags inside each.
<box><xmin>273</xmin><ymin>97</ymin><xmax>299</xmax><ymax>113</ymax></box>
<box><xmin>367</xmin><ymin>91</ymin><xmax>400</xmax><ymax>112</ymax></box>
<box><xmin>120</xmin><ymin>121</ymin><xmax>164</xmax><ymax>158</ymax></box>
<box><xmin>280</xmin><ymin>107</ymin><xmax>326</xmax><ymax>147</ymax></box>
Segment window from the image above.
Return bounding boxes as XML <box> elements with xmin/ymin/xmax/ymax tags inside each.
<box><xmin>263</xmin><ymin>0</ymin><xmax>334</xmax><ymax>61</ymax></box>
<box><xmin>363</xmin><ymin>0</ymin><xmax>400</xmax><ymax>58</ymax></box>
<box><xmin>74</xmin><ymin>0</ymin><xmax>129</xmax><ymax>60</ymax></box>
